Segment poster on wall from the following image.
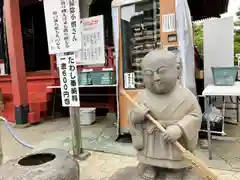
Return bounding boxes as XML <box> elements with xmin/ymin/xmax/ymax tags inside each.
<box><xmin>43</xmin><ymin>0</ymin><xmax>82</xmax><ymax>54</ymax></box>
<box><xmin>57</xmin><ymin>52</ymin><xmax>80</xmax><ymax>107</ymax></box>
<box><xmin>162</xmin><ymin>13</ymin><xmax>176</xmax><ymax>33</ymax></box>
<box><xmin>76</xmin><ymin>15</ymin><xmax>105</xmax><ymax>65</ymax></box>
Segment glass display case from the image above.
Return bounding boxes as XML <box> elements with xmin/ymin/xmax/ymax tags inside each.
<box><xmin>120</xmin><ymin>0</ymin><xmax>160</xmax><ymax>89</ymax></box>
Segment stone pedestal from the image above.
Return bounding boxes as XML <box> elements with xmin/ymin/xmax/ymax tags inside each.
<box><xmin>0</xmin><ymin>148</ymin><xmax>79</xmax><ymax>180</ymax></box>
<box><xmin>108</xmin><ymin>166</ymin><xmax>204</xmax><ymax>180</ymax></box>
<box><xmin>109</xmin><ymin>166</ymin><xmax>239</xmax><ymax>180</ymax></box>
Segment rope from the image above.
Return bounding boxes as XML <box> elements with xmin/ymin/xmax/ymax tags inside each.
<box><xmin>0</xmin><ymin>116</ymin><xmax>34</xmax><ymax>149</ymax></box>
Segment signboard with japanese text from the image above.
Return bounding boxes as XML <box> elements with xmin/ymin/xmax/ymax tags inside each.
<box><xmin>57</xmin><ymin>52</ymin><xmax>80</xmax><ymax>107</ymax></box>
<box><xmin>77</xmin><ymin>15</ymin><xmax>105</xmax><ymax>65</ymax></box>
<box><xmin>43</xmin><ymin>0</ymin><xmax>82</xmax><ymax>54</ymax></box>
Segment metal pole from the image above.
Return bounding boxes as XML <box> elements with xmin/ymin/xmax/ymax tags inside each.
<box><xmin>69</xmin><ymin>0</ymin><xmax>92</xmax><ymax>160</ymax></box>
<box><xmin>69</xmin><ymin>100</ymin><xmax>90</xmax><ymax>160</ymax></box>
<box><xmin>69</xmin><ymin>107</ymin><xmax>83</xmax><ymax>155</ymax></box>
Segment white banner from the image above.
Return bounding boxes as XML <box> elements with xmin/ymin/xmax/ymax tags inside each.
<box><xmin>77</xmin><ymin>15</ymin><xmax>105</xmax><ymax>65</ymax></box>
<box><xmin>58</xmin><ymin>52</ymin><xmax>80</xmax><ymax>107</ymax></box>
<box><xmin>0</xmin><ymin>60</ymin><xmax>5</xmax><ymax>75</ymax></box>
<box><xmin>43</xmin><ymin>0</ymin><xmax>82</xmax><ymax>54</ymax></box>
<box><xmin>112</xmin><ymin>8</ymin><xmax>119</xmax><ymax>67</ymax></box>
<box><xmin>176</xmin><ymin>0</ymin><xmax>196</xmax><ymax>95</ymax></box>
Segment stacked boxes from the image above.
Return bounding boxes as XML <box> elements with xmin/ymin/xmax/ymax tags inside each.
<box><xmin>77</xmin><ymin>72</ymin><xmax>92</xmax><ymax>85</ymax></box>
<box><xmin>90</xmin><ymin>71</ymin><xmax>116</xmax><ymax>85</ymax></box>
<box><xmin>77</xmin><ymin>71</ymin><xmax>116</xmax><ymax>86</ymax></box>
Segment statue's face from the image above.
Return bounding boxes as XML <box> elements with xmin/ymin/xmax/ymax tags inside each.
<box><xmin>141</xmin><ymin>49</ymin><xmax>178</xmax><ymax>94</ymax></box>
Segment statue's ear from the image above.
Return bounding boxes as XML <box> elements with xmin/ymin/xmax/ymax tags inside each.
<box><xmin>157</xmin><ymin>42</ymin><xmax>170</xmax><ymax>52</ymax></box>
<box><xmin>158</xmin><ymin>42</ymin><xmax>164</xmax><ymax>49</ymax></box>
<box><xmin>154</xmin><ymin>43</ymin><xmax>168</xmax><ymax>52</ymax></box>
<box><xmin>159</xmin><ymin>42</ymin><xmax>164</xmax><ymax>49</ymax></box>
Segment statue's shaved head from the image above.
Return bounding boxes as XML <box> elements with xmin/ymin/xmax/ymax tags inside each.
<box><xmin>141</xmin><ymin>48</ymin><xmax>178</xmax><ymax>94</ymax></box>
<box><xmin>141</xmin><ymin>48</ymin><xmax>176</xmax><ymax>70</ymax></box>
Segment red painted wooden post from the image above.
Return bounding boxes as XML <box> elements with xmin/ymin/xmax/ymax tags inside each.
<box><xmin>4</xmin><ymin>0</ymin><xmax>29</xmax><ymax>124</ymax></box>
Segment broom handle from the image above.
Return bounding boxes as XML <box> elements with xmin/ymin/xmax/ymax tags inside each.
<box><xmin>121</xmin><ymin>89</ymin><xmax>218</xmax><ymax>180</ymax></box>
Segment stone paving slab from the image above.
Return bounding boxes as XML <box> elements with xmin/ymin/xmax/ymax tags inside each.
<box><xmin>79</xmin><ymin>152</ymin><xmax>137</xmax><ymax>180</ymax></box>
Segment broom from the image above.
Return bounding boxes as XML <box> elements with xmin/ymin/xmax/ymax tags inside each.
<box><xmin>120</xmin><ymin>89</ymin><xmax>218</xmax><ymax>180</ymax></box>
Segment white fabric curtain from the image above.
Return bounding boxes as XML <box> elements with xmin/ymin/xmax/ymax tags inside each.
<box><xmin>175</xmin><ymin>0</ymin><xmax>197</xmax><ymax>95</ymax></box>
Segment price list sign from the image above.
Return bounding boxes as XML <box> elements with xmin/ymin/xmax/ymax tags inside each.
<box><xmin>43</xmin><ymin>0</ymin><xmax>81</xmax><ymax>54</ymax></box>
<box><xmin>57</xmin><ymin>52</ymin><xmax>80</xmax><ymax>107</ymax></box>
<box><xmin>77</xmin><ymin>15</ymin><xmax>105</xmax><ymax>65</ymax></box>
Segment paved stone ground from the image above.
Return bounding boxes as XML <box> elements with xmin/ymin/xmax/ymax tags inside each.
<box><xmin>1</xmin><ymin>118</ymin><xmax>240</xmax><ymax>180</ymax></box>
<box><xmin>78</xmin><ymin>152</ymin><xmax>240</xmax><ymax>180</ymax></box>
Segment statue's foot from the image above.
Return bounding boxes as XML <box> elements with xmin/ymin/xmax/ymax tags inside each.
<box><xmin>138</xmin><ymin>164</ymin><xmax>158</xmax><ymax>180</ymax></box>
<box><xmin>143</xmin><ymin>166</ymin><xmax>158</xmax><ymax>180</ymax></box>
<box><xmin>165</xmin><ymin>170</ymin><xmax>183</xmax><ymax>180</ymax></box>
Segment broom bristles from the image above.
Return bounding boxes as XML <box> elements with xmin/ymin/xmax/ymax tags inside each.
<box><xmin>183</xmin><ymin>151</ymin><xmax>217</xmax><ymax>180</ymax></box>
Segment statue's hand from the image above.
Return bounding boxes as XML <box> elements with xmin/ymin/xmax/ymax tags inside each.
<box><xmin>163</xmin><ymin>125</ymin><xmax>183</xmax><ymax>143</ymax></box>
<box><xmin>137</xmin><ymin>103</ymin><xmax>149</xmax><ymax>118</ymax></box>
<box><xmin>129</xmin><ymin>103</ymin><xmax>149</xmax><ymax>124</ymax></box>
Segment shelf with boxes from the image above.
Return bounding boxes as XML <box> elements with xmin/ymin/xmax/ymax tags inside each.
<box><xmin>76</xmin><ymin>65</ymin><xmax>117</xmax><ymax>113</ymax></box>
<box><xmin>77</xmin><ymin>46</ymin><xmax>117</xmax><ymax>87</ymax></box>
<box><xmin>48</xmin><ymin>46</ymin><xmax>117</xmax><ymax>113</ymax></box>
<box><xmin>78</xmin><ymin>68</ymin><xmax>116</xmax><ymax>86</ymax></box>
<box><xmin>51</xmin><ymin>46</ymin><xmax>117</xmax><ymax>87</ymax></box>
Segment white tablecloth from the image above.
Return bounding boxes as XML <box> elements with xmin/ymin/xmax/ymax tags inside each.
<box><xmin>202</xmin><ymin>82</ymin><xmax>240</xmax><ymax>96</ymax></box>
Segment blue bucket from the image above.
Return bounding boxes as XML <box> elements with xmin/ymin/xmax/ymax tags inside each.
<box><xmin>211</xmin><ymin>67</ymin><xmax>237</xmax><ymax>86</ymax></box>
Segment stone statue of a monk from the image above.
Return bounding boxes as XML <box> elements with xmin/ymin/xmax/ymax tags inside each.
<box><xmin>128</xmin><ymin>49</ymin><xmax>202</xmax><ymax>180</ymax></box>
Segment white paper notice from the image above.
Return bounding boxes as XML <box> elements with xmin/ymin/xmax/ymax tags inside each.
<box><xmin>162</xmin><ymin>13</ymin><xmax>176</xmax><ymax>32</ymax></box>
<box><xmin>43</xmin><ymin>0</ymin><xmax>82</xmax><ymax>54</ymax></box>
<box><xmin>76</xmin><ymin>15</ymin><xmax>105</xmax><ymax>65</ymax></box>
<box><xmin>58</xmin><ymin>52</ymin><xmax>80</xmax><ymax>107</ymax></box>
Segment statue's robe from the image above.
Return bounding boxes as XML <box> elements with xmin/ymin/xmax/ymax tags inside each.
<box><xmin>128</xmin><ymin>83</ymin><xmax>202</xmax><ymax>169</ymax></box>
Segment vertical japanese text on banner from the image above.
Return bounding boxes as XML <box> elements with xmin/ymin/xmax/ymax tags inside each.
<box><xmin>43</xmin><ymin>0</ymin><xmax>81</xmax><ymax>54</ymax></box>
<box><xmin>58</xmin><ymin>52</ymin><xmax>80</xmax><ymax>107</ymax></box>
